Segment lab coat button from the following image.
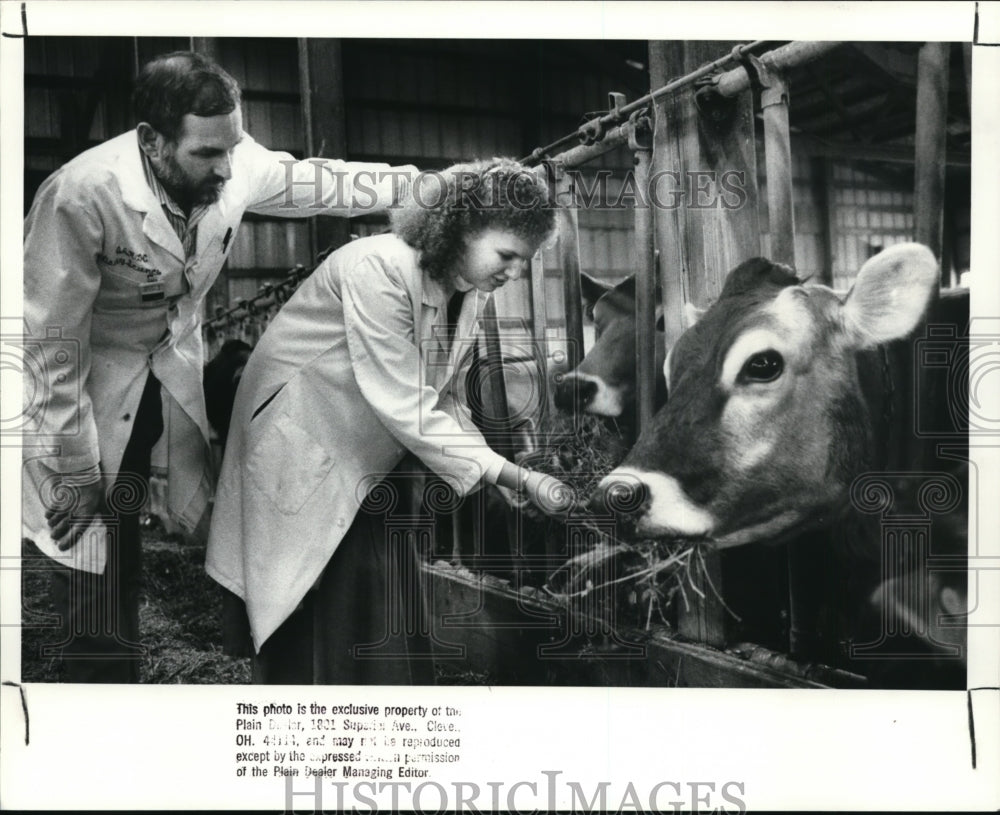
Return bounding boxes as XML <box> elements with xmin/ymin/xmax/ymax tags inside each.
<box><xmin>123</xmin><ymin>413</ymin><xmax>131</xmax><ymax>421</ymax></box>
<box><xmin>337</xmin><ymin>518</ymin><xmax>346</xmax><ymax>528</ymax></box>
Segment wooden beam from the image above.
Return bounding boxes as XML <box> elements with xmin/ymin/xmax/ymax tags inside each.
<box><xmin>816</xmin><ymin>157</ymin><xmax>836</xmax><ymax>287</ymax></box>
<box><xmin>791</xmin><ymin>133</ymin><xmax>970</xmax><ymax>168</ymax></box>
<box><xmin>298</xmin><ymin>39</ymin><xmax>350</xmax><ymax>259</ymax></box>
<box><xmin>802</xmin><ymin>64</ymin><xmax>869</xmax><ymax>144</ymax></box>
<box><xmin>424</xmin><ymin>561</ymin><xmax>867</xmax><ymax>687</ymax></box>
<box><xmin>190</xmin><ymin>37</ymin><xmax>221</xmax><ymax>62</ymax></box>
<box><xmin>853</xmin><ymin>42</ymin><xmax>919</xmax><ymax>87</ymax></box>
<box><xmin>914</xmin><ymin>41</ymin><xmax>950</xmax><ymax>259</ymax></box>
<box><xmin>648</xmin><ymin>41</ymin><xmax>762</xmax><ymax>650</ymax></box>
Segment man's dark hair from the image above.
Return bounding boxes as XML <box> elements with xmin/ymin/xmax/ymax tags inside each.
<box><xmin>132</xmin><ymin>51</ymin><xmax>241</xmax><ymax>141</ymax></box>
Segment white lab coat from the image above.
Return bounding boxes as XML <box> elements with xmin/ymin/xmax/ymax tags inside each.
<box><xmin>22</xmin><ymin>129</ymin><xmax>412</xmax><ymax>573</ymax></box>
<box><xmin>205</xmin><ymin>234</ymin><xmax>507</xmax><ymax>650</ymax></box>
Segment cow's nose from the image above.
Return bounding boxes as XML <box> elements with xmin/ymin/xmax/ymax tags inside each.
<box><xmin>552</xmin><ymin>375</ymin><xmax>597</xmax><ymax>413</ymax></box>
<box><xmin>587</xmin><ymin>475</ymin><xmax>649</xmax><ymax>521</ymax></box>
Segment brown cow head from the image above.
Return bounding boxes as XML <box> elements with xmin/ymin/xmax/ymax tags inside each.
<box><xmin>591</xmin><ymin>243</ymin><xmax>939</xmax><ymax>549</ymax></box>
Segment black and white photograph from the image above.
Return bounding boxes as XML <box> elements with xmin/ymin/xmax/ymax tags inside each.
<box><xmin>2</xmin><ymin>2</ymin><xmax>998</xmax><ymax>811</ymax></box>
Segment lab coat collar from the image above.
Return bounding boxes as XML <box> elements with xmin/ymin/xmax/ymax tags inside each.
<box><xmin>415</xmin><ymin>265</ymin><xmax>484</xmax><ymax>382</ymax></box>
<box><xmin>420</xmin><ymin>268</ymin><xmax>448</xmax><ymax>308</ymax></box>
<box><xmin>115</xmin><ymin>133</ymin><xmax>185</xmax><ymax>262</ymax></box>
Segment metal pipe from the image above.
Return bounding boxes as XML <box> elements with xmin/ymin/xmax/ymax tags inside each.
<box><xmin>632</xmin><ymin>145</ymin><xmax>657</xmax><ymax>429</ymax></box>
<box><xmin>522</xmin><ymin>41</ymin><xmax>839</xmax><ymax>168</ymax></box>
<box><xmin>526</xmin><ymin>253</ymin><xmax>549</xmax><ymax>428</ymax></box>
<box><xmin>555</xmin><ymin>172</ymin><xmax>585</xmax><ymax>372</ymax></box>
<box><xmin>521</xmin><ymin>40</ymin><xmax>772</xmax><ymax>165</ymax></box>
<box><xmin>759</xmin><ymin>65</ymin><xmax>796</xmax><ymax>267</ymax></box>
<box><xmin>481</xmin><ymin>297</ymin><xmax>514</xmax><ymax>453</ymax></box>
<box><xmin>548</xmin><ymin>119</ymin><xmax>638</xmax><ymax>169</ymax></box>
<box><xmin>714</xmin><ymin>41</ymin><xmax>843</xmax><ymax>98</ymax></box>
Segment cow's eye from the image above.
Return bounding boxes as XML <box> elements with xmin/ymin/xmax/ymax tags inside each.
<box><xmin>738</xmin><ymin>350</ymin><xmax>783</xmax><ymax>384</ymax></box>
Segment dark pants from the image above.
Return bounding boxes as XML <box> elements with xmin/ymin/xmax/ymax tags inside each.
<box><xmin>252</xmin><ymin>472</ymin><xmax>437</xmax><ymax>686</ymax></box>
<box><xmin>48</xmin><ymin>373</ymin><xmax>163</xmax><ymax>683</ymax></box>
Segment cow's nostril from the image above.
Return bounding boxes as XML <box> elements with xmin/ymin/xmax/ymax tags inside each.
<box><xmin>553</xmin><ymin>380</ymin><xmax>573</xmax><ymax>412</ymax></box>
<box><xmin>578</xmin><ymin>378</ymin><xmax>598</xmax><ymax>406</ymax></box>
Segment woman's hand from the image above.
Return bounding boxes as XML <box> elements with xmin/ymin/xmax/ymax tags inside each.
<box><xmin>521</xmin><ymin>470</ymin><xmax>574</xmax><ymax>515</ymax></box>
<box><xmin>496</xmin><ymin>461</ymin><xmax>573</xmax><ymax>516</ymax></box>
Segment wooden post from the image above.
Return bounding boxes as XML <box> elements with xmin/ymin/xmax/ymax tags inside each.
<box><xmin>817</xmin><ymin>157</ymin><xmax>837</xmax><ymax>288</ymax></box>
<box><xmin>297</xmin><ymin>39</ymin><xmax>351</xmax><ymax>260</ymax></box>
<box><xmin>190</xmin><ymin>37</ymin><xmax>221</xmax><ymax>62</ymax></box>
<box><xmin>648</xmin><ymin>41</ymin><xmax>761</xmax><ymax>650</ymax></box>
<box><xmin>904</xmin><ymin>41</ymin><xmax>950</xmax><ymax>476</ymax></box>
<box><xmin>914</xmin><ymin>41</ymin><xmax>949</xmax><ymax>262</ymax></box>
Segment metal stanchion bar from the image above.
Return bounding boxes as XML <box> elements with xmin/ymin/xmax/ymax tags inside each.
<box><xmin>758</xmin><ymin>62</ymin><xmax>797</xmax><ymax>268</ymax></box>
<box><xmin>520</xmin><ymin>40</ymin><xmax>772</xmax><ymax>164</ymax></box>
<box><xmin>202</xmin><ymin>265</ymin><xmax>310</xmax><ymax>331</ymax></box>
<box><xmin>521</xmin><ymin>41</ymin><xmax>842</xmax><ymax>168</ymax></box>
<box><xmin>555</xmin><ymin>171</ymin><xmax>585</xmax><ymax>372</ymax></box>
<box><xmin>713</xmin><ymin>41</ymin><xmax>843</xmax><ymax>98</ymax></box>
<box><xmin>632</xmin><ymin>144</ymin><xmax>657</xmax><ymax>429</ymax></box>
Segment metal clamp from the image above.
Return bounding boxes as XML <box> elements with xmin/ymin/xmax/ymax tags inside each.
<box><xmin>578</xmin><ymin>116</ymin><xmax>606</xmax><ymax>146</ymax></box>
<box><xmin>749</xmin><ymin>53</ymin><xmax>789</xmax><ymax>109</ymax></box>
<box><xmin>624</xmin><ymin>110</ymin><xmax>653</xmax><ymax>152</ymax></box>
<box><xmin>608</xmin><ymin>91</ymin><xmax>627</xmax><ymax>120</ymax></box>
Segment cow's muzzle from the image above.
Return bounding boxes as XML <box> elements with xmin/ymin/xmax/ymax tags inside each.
<box><xmin>586</xmin><ymin>473</ymin><xmax>650</xmax><ymax>539</ymax></box>
<box><xmin>553</xmin><ymin>373</ymin><xmax>598</xmax><ymax>413</ymax></box>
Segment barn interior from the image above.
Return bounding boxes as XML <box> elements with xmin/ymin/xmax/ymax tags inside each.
<box><xmin>22</xmin><ymin>37</ymin><xmax>972</xmax><ymax>689</ymax></box>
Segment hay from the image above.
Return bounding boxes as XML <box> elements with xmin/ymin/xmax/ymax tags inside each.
<box><xmin>525</xmin><ymin>412</ymin><xmax>733</xmax><ymax>630</ymax></box>
<box><xmin>20</xmin><ymin>536</ymin><xmax>251</xmax><ymax>684</ymax></box>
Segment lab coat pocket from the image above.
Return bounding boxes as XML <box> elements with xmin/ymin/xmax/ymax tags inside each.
<box><xmin>246</xmin><ymin>410</ymin><xmax>334</xmax><ymax>515</ymax></box>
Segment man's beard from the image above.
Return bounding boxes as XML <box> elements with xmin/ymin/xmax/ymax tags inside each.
<box><xmin>153</xmin><ymin>149</ymin><xmax>226</xmax><ymax>209</ymax></box>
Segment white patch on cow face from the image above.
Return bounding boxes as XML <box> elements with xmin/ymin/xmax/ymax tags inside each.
<box><xmin>606</xmin><ymin>466</ymin><xmax>715</xmax><ymax>538</ymax></box>
<box><xmin>717</xmin><ymin>287</ymin><xmax>832</xmax><ymax>478</ymax></box>
<box><xmin>720</xmin><ymin>288</ymin><xmax>817</xmax><ymax>392</ymax></box>
<box><xmin>719</xmin><ymin>327</ymin><xmax>787</xmax><ymax>393</ymax></box>
<box><xmin>562</xmin><ymin>371</ymin><xmax>624</xmax><ymax>416</ymax></box>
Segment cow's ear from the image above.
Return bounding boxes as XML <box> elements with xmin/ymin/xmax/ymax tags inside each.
<box><xmin>580</xmin><ymin>272</ymin><xmax>612</xmax><ymax>313</ymax></box>
<box><xmin>842</xmin><ymin>243</ymin><xmax>938</xmax><ymax>348</ymax></box>
<box><xmin>683</xmin><ymin>302</ymin><xmax>707</xmax><ymax>329</ymax></box>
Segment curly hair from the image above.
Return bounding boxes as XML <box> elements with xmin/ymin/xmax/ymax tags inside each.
<box><xmin>390</xmin><ymin>158</ymin><xmax>555</xmax><ymax>282</ymax></box>
<box><xmin>133</xmin><ymin>51</ymin><xmax>241</xmax><ymax>141</ymax></box>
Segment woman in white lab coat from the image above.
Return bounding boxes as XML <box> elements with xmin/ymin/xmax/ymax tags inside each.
<box><xmin>206</xmin><ymin>159</ymin><xmax>568</xmax><ymax>683</ymax></box>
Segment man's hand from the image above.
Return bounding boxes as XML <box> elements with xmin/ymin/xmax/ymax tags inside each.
<box><xmin>44</xmin><ymin>476</ymin><xmax>106</xmax><ymax>551</ymax></box>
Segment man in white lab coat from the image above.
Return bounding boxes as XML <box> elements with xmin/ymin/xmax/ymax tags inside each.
<box><xmin>21</xmin><ymin>50</ymin><xmax>414</xmax><ymax>682</ymax></box>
